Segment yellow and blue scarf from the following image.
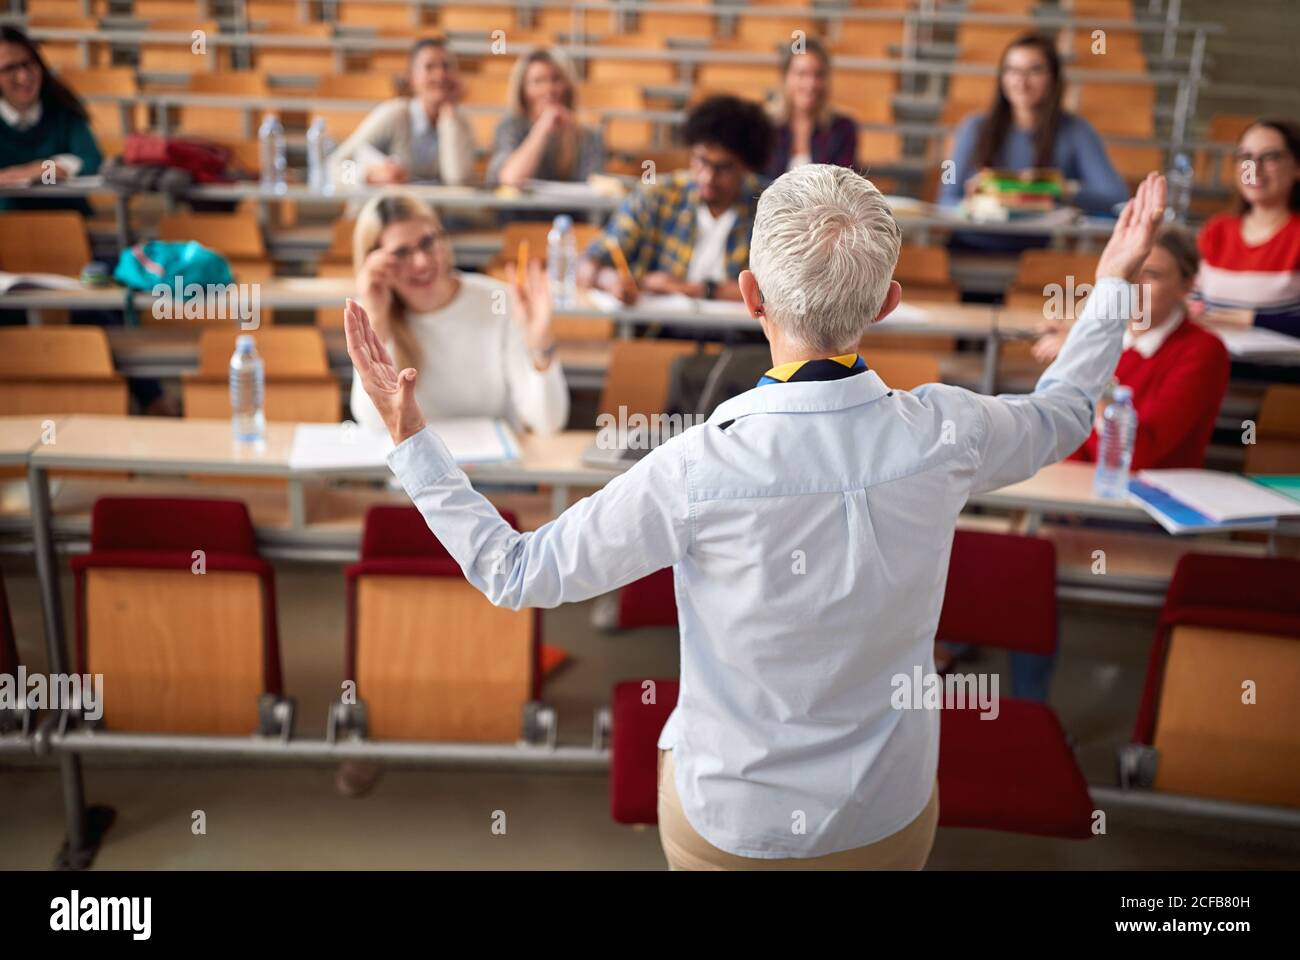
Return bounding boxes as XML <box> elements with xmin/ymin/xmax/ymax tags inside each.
<box><xmin>757</xmin><ymin>353</ymin><xmax>868</xmax><ymax>387</ymax></box>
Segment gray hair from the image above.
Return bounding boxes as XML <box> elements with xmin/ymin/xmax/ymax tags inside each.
<box><xmin>749</xmin><ymin>164</ymin><xmax>902</xmax><ymax>353</ymax></box>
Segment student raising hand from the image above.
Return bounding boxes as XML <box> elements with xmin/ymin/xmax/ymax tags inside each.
<box><xmin>344</xmin><ymin>298</ymin><xmax>426</xmax><ymax>445</ymax></box>
<box><xmin>505</xmin><ymin>258</ymin><xmax>558</xmax><ymax>371</ymax></box>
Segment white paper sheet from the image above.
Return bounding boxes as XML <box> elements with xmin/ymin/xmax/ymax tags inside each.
<box><xmin>0</xmin><ymin>271</ymin><xmax>85</xmax><ymax>293</ymax></box>
<box><xmin>289</xmin><ymin>418</ymin><xmax>519</xmax><ymax>472</ymax></box>
<box><xmin>1136</xmin><ymin>469</ymin><xmax>1300</xmax><ymax>522</ymax></box>
<box><xmin>1212</xmin><ymin>326</ymin><xmax>1300</xmax><ymax>357</ymax></box>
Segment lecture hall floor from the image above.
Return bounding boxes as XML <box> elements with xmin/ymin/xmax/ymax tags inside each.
<box><xmin>2</xmin><ymin>560</ymin><xmax>1298</xmax><ymax>870</ymax></box>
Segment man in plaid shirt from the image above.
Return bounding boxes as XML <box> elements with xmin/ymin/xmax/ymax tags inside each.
<box><xmin>579</xmin><ymin>95</ymin><xmax>773</xmax><ymax>305</ymax></box>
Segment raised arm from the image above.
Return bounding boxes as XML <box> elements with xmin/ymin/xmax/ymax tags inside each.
<box><xmin>956</xmin><ymin>173</ymin><xmax>1168</xmax><ymax>493</ymax></box>
<box><xmin>344</xmin><ymin>297</ymin><xmax>687</xmax><ymax>608</ymax></box>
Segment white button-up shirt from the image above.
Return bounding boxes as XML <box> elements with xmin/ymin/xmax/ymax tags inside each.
<box><xmin>387</xmin><ymin>276</ymin><xmax>1132</xmax><ymax>858</ymax></box>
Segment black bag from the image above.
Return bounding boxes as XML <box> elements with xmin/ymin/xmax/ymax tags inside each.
<box><xmin>100</xmin><ymin>157</ymin><xmax>193</xmax><ymax>197</ymax></box>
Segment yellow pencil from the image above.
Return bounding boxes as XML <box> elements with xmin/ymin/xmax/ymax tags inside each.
<box><xmin>516</xmin><ymin>240</ymin><xmax>529</xmax><ymax>286</ymax></box>
<box><xmin>606</xmin><ymin>238</ymin><xmax>636</xmax><ymax>291</ymax></box>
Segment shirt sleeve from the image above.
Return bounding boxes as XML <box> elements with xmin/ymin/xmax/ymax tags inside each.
<box><xmin>931</xmin><ymin>276</ymin><xmax>1132</xmax><ymax>495</ymax></box>
<box><xmin>1066</xmin><ymin>116</ymin><xmax>1129</xmax><ymax>216</ymax></box>
<box><xmin>583</xmin><ymin>185</ymin><xmax>653</xmax><ymax>273</ymax></box>
<box><xmin>437</xmin><ymin>108</ymin><xmax>476</xmax><ymax>186</ymax></box>
<box><xmin>574</xmin><ymin>126</ymin><xmax>605</xmax><ymax>180</ymax></box>
<box><xmin>938</xmin><ymin>114</ymin><xmax>980</xmax><ymax>208</ymax></box>
<box><xmin>328</xmin><ymin>100</ymin><xmax>400</xmax><ymax>189</ymax></box>
<box><xmin>387</xmin><ymin>426</ymin><xmax>692</xmax><ymax>610</ymax></box>
<box><xmin>485</xmin><ymin>116</ymin><xmax>526</xmax><ymax>187</ymax></box>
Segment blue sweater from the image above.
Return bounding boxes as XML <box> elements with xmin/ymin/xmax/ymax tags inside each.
<box><xmin>938</xmin><ymin>111</ymin><xmax>1128</xmax><ymax>216</ymax></box>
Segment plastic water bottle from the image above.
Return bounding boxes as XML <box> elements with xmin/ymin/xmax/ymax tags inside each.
<box><xmin>229</xmin><ymin>335</ymin><xmax>266</xmax><ymax>445</ymax></box>
<box><xmin>306</xmin><ymin>117</ymin><xmax>330</xmax><ymax>195</ymax></box>
<box><xmin>1094</xmin><ymin>385</ymin><xmax>1138</xmax><ymax>499</ymax></box>
<box><xmin>258</xmin><ymin>114</ymin><xmax>287</xmax><ymax>195</ymax></box>
<box><xmin>1165</xmin><ymin>152</ymin><xmax>1193</xmax><ymax>223</ymax></box>
<box><xmin>547</xmin><ymin>214</ymin><xmax>578</xmax><ymax>308</ymax></box>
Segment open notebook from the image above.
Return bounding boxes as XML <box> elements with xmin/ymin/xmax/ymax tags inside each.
<box><xmin>288</xmin><ymin>418</ymin><xmax>519</xmax><ymax>472</ymax></box>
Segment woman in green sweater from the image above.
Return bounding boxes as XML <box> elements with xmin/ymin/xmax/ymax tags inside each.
<box><xmin>0</xmin><ymin>27</ymin><xmax>102</xmax><ymax>211</ymax></box>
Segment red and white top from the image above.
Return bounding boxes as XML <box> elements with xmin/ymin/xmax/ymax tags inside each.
<box><xmin>1195</xmin><ymin>211</ymin><xmax>1300</xmax><ymax>336</ymax></box>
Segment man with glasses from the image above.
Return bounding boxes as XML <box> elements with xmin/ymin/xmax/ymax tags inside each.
<box><xmin>578</xmin><ymin>95</ymin><xmax>774</xmax><ymax>306</ymax></box>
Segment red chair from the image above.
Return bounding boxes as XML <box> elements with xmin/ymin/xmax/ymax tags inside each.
<box><xmin>69</xmin><ymin>497</ymin><xmax>286</xmax><ymax>734</ymax></box>
<box><xmin>936</xmin><ymin>530</ymin><xmax>1094</xmax><ymax>838</ymax></box>
<box><xmin>617</xmin><ymin>568</ymin><xmax>677</xmax><ymax>628</ymax></box>
<box><xmin>343</xmin><ymin>505</ymin><xmax>549</xmax><ymax>743</ymax></box>
<box><xmin>1123</xmin><ymin>553</ymin><xmax>1300</xmax><ymax>807</ymax></box>
<box><xmin>610</xmin><ymin>677</ymin><xmax>679</xmax><ymax>824</ymax></box>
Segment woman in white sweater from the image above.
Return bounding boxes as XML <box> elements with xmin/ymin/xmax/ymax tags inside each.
<box><xmin>328</xmin><ymin>38</ymin><xmax>476</xmax><ymax>189</ymax></box>
<box><xmin>348</xmin><ymin>191</ymin><xmax>569</xmax><ymax>436</ymax></box>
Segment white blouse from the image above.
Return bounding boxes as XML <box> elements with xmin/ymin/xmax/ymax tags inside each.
<box><xmin>350</xmin><ymin>272</ymin><xmax>569</xmax><ymax>436</ymax></box>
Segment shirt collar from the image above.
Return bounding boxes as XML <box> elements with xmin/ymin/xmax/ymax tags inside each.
<box><xmin>758</xmin><ymin>353</ymin><xmax>867</xmax><ymax>386</ymax></box>
<box><xmin>1123</xmin><ymin>306</ymin><xmax>1184</xmax><ymax>358</ymax></box>
<box><xmin>0</xmin><ymin>98</ymin><xmax>41</xmax><ymax>130</ymax></box>
<box><xmin>709</xmin><ymin>367</ymin><xmax>893</xmax><ymax>425</ymax></box>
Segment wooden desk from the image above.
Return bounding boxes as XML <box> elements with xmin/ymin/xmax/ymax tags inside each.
<box><xmin>0</xmin><ymin>417</ymin><xmax>58</xmax><ymax>468</ymax></box>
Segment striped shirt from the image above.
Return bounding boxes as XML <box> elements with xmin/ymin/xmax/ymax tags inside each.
<box><xmin>1195</xmin><ymin>211</ymin><xmax>1300</xmax><ymax>336</ymax></box>
<box><xmin>585</xmin><ymin>170</ymin><xmax>763</xmax><ymax>280</ymax></box>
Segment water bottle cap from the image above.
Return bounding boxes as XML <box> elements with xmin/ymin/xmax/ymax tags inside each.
<box><xmin>552</xmin><ymin>214</ymin><xmax>574</xmax><ymax>230</ymax></box>
<box><xmin>1112</xmin><ymin>385</ymin><xmax>1134</xmax><ymax>403</ymax></box>
<box><xmin>236</xmin><ymin>334</ymin><xmax>256</xmax><ymax>351</ymax></box>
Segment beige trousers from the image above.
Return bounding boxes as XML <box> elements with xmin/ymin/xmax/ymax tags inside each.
<box><xmin>656</xmin><ymin>748</ymin><xmax>939</xmax><ymax>871</ymax></box>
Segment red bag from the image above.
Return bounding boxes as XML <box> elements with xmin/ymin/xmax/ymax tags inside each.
<box><xmin>123</xmin><ymin>134</ymin><xmax>234</xmax><ymax>184</ymax></box>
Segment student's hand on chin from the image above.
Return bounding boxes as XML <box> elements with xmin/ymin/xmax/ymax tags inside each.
<box><xmin>344</xmin><ymin>298</ymin><xmax>427</xmax><ymax>445</ymax></box>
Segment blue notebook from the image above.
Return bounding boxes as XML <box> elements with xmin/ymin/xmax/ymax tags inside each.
<box><xmin>1128</xmin><ymin>480</ymin><xmax>1279</xmax><ymax>535</ymax></box>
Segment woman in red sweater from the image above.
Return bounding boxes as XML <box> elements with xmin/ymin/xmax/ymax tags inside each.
<box><xmin>1194</xmin><ymin>117</ymin><xmax>1300</xmax><ymax>336</ymax></box>
<box><xmin>1034</xmin><ymin>225</ymin><xmax>1230</xmax><ymax>469</ymax></box>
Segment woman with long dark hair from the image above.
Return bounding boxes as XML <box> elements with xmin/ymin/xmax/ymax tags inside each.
<box><xmin>1194</xmin><ymin>117</ymin><xmax>1300</xmax><ymax>336</ymax></box>
<box><xmin>0</xmin><ymin>27</ymin><xmax>102</xmax><ymax>208</ymax></box>
<box><xmin>938</xmin><ymin>32</ymin><xmax>1126</xmax><ymax>216</ymax></box>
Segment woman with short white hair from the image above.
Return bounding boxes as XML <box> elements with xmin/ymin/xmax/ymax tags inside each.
<box><xmin>346</xmin><ymin>164</ymin><xmax>1166</xmax><ymax>868</ymax></box>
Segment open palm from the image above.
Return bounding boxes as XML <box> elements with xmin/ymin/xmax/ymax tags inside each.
<box><xmin>1097</xmin><ymin>172</ymin><xmax>1168</xmax><ymax>282</ymax></box>
<box><xmin>344</xmin><ymin>298</ymin><xmax>426</xmax><ymax>444</ymax></box>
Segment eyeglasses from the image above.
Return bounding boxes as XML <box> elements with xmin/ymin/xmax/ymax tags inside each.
<box><xmin>690</xmin><ymin>153</ymin><xmax>739</xmax><ymax>178</ymax></box>
<box><xmin>1234</xmin><ymin>150</ymin><xmax>1290</xmax><ymax>168</ymax></box>
<box><xmin>0</xmin><ymin>58</ymin><xmax>38</xmax><ymax>80</ymax></box>
<box><xmin>379</xmin><ymin>231</ymin><xmax>444</xmax><ymax>264</ymax></box>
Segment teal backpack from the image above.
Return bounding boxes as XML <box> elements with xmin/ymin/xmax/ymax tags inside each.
<box><xmin>114</xmin><ymin>240</ymin><xmax>233</xmax><ymax>290</ymax></box>
<box><xmin>113</xmin><ymin>241</ymin><xmax>234</xmax><ymax>326</ymax></box>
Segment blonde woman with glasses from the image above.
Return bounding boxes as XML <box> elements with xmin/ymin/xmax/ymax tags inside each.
<box><xmin>486</xmin><ymin>48</ymin><xmax>604</xmax><ymax>188</ymax></box>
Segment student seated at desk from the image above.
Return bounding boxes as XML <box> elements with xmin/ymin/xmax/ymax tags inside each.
<box><xmin>1193</xmin><ymin>117</ymin><xmax>1300</xmax><ymax>337</ymax></box>
<box><xmin>327</xmin><ymin>37</ymin><xmax>475</xmax><ymax>189</ymax></box>
<box><xmin>765</xmin><ymin>37</ymin><xmax>858</xmax><ymax>179</ymax></box>
<box><xmin>346</xmin><ymin>191</ymin><xmax>569</xmax><ymax>438</ymax></box>
<box><xmin>0</xmin><ymin>27</ymin><xmax>102</xmax><ymax>211</ymax></box>
<box><xmin>578</xmin><ymin>95</ymin><xmax>773</xmax><ymax>305</ymax></box>
<box><xmin>1034</xmin><ymin>225</ymin><xmax>1230</xmax><ymax>470</ymax></box>
<box><xmin>486</xmin><ymin>49</ymin><xmax>604</xmax><ymax>188</ymax></box>
<box><xmin>939</xmin><ymin>33</ymin><xmax>1127</xmax><ymax>228</ymax></box>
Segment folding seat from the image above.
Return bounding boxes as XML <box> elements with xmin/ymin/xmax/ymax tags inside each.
<box><xmin>1243</xmin><ymin>385</ymin><xmax>1300</xmax><ymax>474</ymax></box>
<box><xmin>340</xmin><ymin>505</ymin><xmax>561</xmax><ymax>743</ymax></box>
<box><xmin>182</xmin><ymin>328</ymin><xmax>341</xmax><ymax>422</ymax></box>
<box><xmin>69</xmin><ymin>497</ymin><xmax>288</xmax><ymax>734</ymax></box>
<box><xmin>0</xmin><ymin>328</ymin><xmax>128</xmax><ymax>417</ymax></box>
<box><xmin>1122</xmin><ymin>553</ymin><xmax>1300</xmax><ymax>809</ymax></box>
<box><xmin>934</xmin><ymin>530</ymin><xmax>1094</xmax><ymax>838</ymax></box>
